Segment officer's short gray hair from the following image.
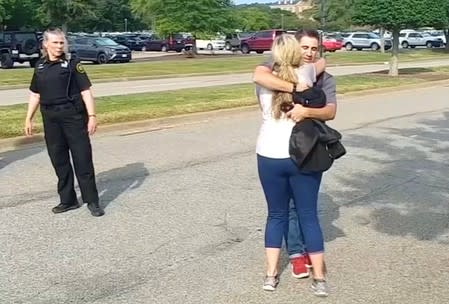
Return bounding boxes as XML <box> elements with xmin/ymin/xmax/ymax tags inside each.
<box><xmin>41</xmin><ymin>28</ymin><xmax>69</xmax><ymax>60</ymax></box>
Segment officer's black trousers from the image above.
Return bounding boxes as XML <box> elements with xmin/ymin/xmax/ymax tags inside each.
<box><xmin>41</xmin><ymin>102</ymin><xmax>99</xmax><ymax>205</ymax></box>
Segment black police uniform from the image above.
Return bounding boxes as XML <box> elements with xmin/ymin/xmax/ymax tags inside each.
<box><xmin>30</xmin><ymin>56</ymin><xmax>100</xmax><ymax>212</ymax></box>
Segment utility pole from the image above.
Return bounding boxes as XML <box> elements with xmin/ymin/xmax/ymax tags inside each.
<box><xmin>319</xmin><ymin>0</ymin><xmax>326</xmax><ymax>58</ymax></box>
<box><xmin>124</xmin><ymin>18</ymin><xmax>128</xmax><ymax>32</ymax></box>
<box><xmin>281</xmin><ymin>13</ymin><xmax>284</xmax><ymax>30</ymax></box>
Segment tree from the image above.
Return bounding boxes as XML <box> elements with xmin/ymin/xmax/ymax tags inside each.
<box><xmin>444</xmin><ymin>1</ymin><xmax>449</xmax><ymax>52</ymax></box>
<box><xmin>302</xmin><ymin>0</ymin><xmax>353</xmax><ymax>31</ymax></box>
<box><xmin>131</xmin><ymin>0</ymin><xmax>233</xmax><ymax>37</ymax></box>
<box><xmin>0</xmin><ymin>0</ymin><xmax>6</xmax><ymax>25</ymax></box>
<box><xmin>352</xmin><ymin>0</ymin><xmax>448</xmax><ymax>76</ymax></box>
<box><xmin>0</xmin><ymin>0</ymin><xmax>41</xmax><ymax>30</ymax></box>
<box><xmin>232</xmin><ymin>5</ymin><xmax>271</xmax><ymax>31</ymax></box>
<box><xmin>38</xmin><ymin>0</ymin><xmax>96</xmax><ymax>32</ymax></box>
<box><xmin>81</xmin><ymin>0</ymin><xmax>144</xmax><ymax>32</ymax></box>
<box><xmin>269</xmin><ymin>8</ymin><xmax>305</xmax><ymax>30</ymax></box>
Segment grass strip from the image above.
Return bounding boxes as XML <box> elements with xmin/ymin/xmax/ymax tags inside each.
<box><xmin>1</xmin><ymin>49</ymin><xmax>449</xmax><ymax>87</ymax></box>
<box><xmin>1</xmin><ymin>68</ymin><xmax>448</xmax><ymax>139</ymax></box>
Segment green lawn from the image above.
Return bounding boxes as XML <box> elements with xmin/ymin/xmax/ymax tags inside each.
<box><xmin>1</xmin><ymin>49</ymin><xmax>449</xmax><ymax>87</ymax></box>
<box><xmin>2</xmin><ymin>66</ymin><xmax>448</xmax><ymax>139</ymax></box>
<box><xmin>325</xmin><ymin>48</ymin><xmax>449</xmax><ymax>65</ymax></box>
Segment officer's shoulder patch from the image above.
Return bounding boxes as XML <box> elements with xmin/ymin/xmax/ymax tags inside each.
<box><xmin>76</xmin><ymin>63</ymin><xmax>86</xmax><ymax>73</ymax></box>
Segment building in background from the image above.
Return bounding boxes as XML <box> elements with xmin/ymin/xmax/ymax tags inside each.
<box><xmin>268</xmin><ymin>0</ymin><xmax>313</xmax><ymax>15</ymax></box>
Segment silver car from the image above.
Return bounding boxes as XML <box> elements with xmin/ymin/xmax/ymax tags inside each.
<box><xmin>342</xmin><ymin>32</ymin><xmax>392</xmax><ymax>51</ymax></box>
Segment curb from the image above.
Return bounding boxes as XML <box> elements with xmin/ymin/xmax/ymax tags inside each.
<box><xmin>1</xmin><ymin>79</ymin><xmax>449</xmax><ymax>154</ymax></box>
<box><xmin>0</xmin><ymin>106</ymin><xmax>257</xmax><ymax>153</ymax></box>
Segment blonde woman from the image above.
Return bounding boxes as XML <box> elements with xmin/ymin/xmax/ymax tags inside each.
<box><xmin>256</xmin><ymin>34</ymin><xmax>328</xmax><ymax>295</ymax></box>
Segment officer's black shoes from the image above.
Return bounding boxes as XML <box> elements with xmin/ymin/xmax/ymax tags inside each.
<box><xmin>52</xmin><ymin>203</ymin><xmax>81</xmax><ymax>214</ymax></box>
<box><xmin>87</xmin><ymin>202</ymin><xmax>105</xmax><ymax>217</ymax></box>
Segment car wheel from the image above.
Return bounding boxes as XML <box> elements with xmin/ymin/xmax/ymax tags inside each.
<box><xmin>241</xmin><ymin>44</ymin><xmax>250</xmax><ymax>54</ymax></box>
<box><xmin>345</xmin><ymin>43</ymin><xmax>353</xmax><ymax>51</ymax></box>
<box><xmin>161</xmin><ymin>45</ymin><xmax>168</xmax><ymax>52</ymax></box>
<box><xmin>207</xmin><ymin>44</ymin><xmax>213</xmax><ymax>51</ymax></box>
<box><xmin>29</xmin><ymin>58</ymin><xmax>39</xmax><ymax>68</ymax></box>
<box><xmin>0</xmin><ymin>53</ymin><xmax>14</xmax><ymax>69</ymax></box>
<box><xmin>426</xmin><ymin>41</ymin><xmax>433</xmax><ymax>48</ymax></box>
<box><xmin>401</xmin><ymin>41</ymin><xmax>409</xmax><ymax>48</ymax></box>
<box><xmin>225</xmin><ymin>42</ymin><xmax>231</xmax><ymax>50</ymax></box>
<box><xmin>371</xmin><ymin>43</ymin><xmax>380</xmax><ymax>51</ymax></box>
<box><xmin>97</xmin><ymin>53</ymin><xmax>108</xmax><ymax>64</ymax></box>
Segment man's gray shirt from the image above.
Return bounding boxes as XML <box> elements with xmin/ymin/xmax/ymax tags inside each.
<box><xmin>256</xmin><ymin>61</ymin><xmax>337</xmax><ymax>105</ymax></box>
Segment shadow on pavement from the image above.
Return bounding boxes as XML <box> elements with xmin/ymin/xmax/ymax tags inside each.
<box><xmin>332</xmin><ymin>110</ymin><xmax>449</xmax><ymax>244</ymax></box>
<box><xmin>0</xmin><ymin>144</ymin><xmax>45</xmax><ymax>171</ymax></box>
<box><xmin>96</xmin><ymin>162</ymin><xmax>149</xmax><ymax>209</ymax></box>
<box><xmin>319</xmin><ymin>193</ymin><xmax>346</xmax><ymax>243</ymax></box>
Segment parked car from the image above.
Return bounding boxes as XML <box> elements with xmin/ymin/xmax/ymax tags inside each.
<box><xmin>196</xmin><ymin>38</ymin><xmax>226</xmax><ymax>50</ymax></box>
<box><xmin>224</xmin><ymin>32</ymin><xmax>254</xmax><ymax>50</ymax></box>
<box><xmin>399</xmin><ymin>31</ymin><xmax>443</xmax><ymax>48</ymax></box>
<box><xmin>109</xmin><ymin>35</ymin><xmax>144</xmax><ymax>51</ymax></box>
<box><xmin>69</xmin><ymin>37</ymin><xmax>131</xmax><ymax>64</ymax></box>
<box><xmin>142</xmin><ymin>34</ymin><xmax>168</xmax><ymax>51</ymax></box>
<box><xmin>322</xmin><ymin>34</ymin><xmax>343</xmax><ymax>52</ymax></box>
<box><xmin>428</xmin><ymin>31</ymin><xmax>447</xmax><ymax>45</ymax></box>
<box><xmin>240</xmin><ymin>29</ymin><xmax>285</xmax><ymax>54</ymax></box>
<box><xmin>343</xmin><ymin>32</ymin><xmax>392</xmax><ymax>51</ymax></box>
<box><xmin>0</xmin><ymin>31</ymin><xmax>41</xmax><ymax>69</ymax></box>
<box><xmin>142</xmin><ymin>33</ymin><xmax>192</xmax><ymax>52</ymax></box>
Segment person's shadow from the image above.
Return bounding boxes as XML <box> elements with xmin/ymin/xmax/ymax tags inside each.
<box><xmin>95</xmin><ymin>162</ymin><xmax>150</xmax><ymax>209</ymax></box>
<box><xmin>0</xmin><ymin>144</ymin><xmax>45</xmax><ymax>171</ymax></box>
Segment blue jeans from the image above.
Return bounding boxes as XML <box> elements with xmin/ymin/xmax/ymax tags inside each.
<box><xmin>287</xmin><ymin>200</ymin><xmax>307</xmax><ymax>258</ymax></box>
<box><xmin>257</xmin><ymin>155</ymin><xmax>324</xmax><ymax>253</ymax></box>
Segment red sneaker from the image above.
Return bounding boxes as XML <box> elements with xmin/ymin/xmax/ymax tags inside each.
<box><xmin>290</xmin><ymin>256</ymin><xmax>310</xmax><ymax>279</ymax></box>
<box><xmin>305</xmin><ymin>253</ymin><xmax>312</xmax><ymax>269</ymax></box>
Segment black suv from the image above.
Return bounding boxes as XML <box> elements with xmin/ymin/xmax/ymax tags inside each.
<box><xmin>0</xmin><ymin>31</ymin><xmax>41</xmax><ymax>69</ymax></box>
<box><xmin>68</xmin><ymin>36</ymin><xmax>131</xmax><ymax>64</ymax></box>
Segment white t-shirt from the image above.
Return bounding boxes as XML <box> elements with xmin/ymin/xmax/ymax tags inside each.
<box><xmin>256</xmin><ymin>64</ymin><xmax>316</xmax><ymax>159</ymax></box>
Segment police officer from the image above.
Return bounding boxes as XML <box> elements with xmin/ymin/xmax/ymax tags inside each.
<box><xmin>24</xmin><ymin>28</ymin><xmax>104</xmax><ymax>217</ymax></box>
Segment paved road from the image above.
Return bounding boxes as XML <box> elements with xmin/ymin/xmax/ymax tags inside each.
<box><xmin>1</xmin><ymin>84</ymin><xmax>449</xmax><ymax>303</ymax></box>
<box><xmin>2</xmin><ymin>59</ymin><xmax>449</xmax><ymax>106</ymax></box>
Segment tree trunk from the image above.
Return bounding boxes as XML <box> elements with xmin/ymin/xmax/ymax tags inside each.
<box><xmin>445</xmin><ymin>29</ymin><xmax>449</xmax><ymax>52</ymax></box>
<box><xmin>62</xmin><ymin>23</ymin><xmax>68</xmax><ymax>34</ymax></box>
<box><xmin>389</xmin><ymin>28</ymin><xmax>400</xmax><ymax>76</ymax></box>
<box><xmin>380</xmin><ymin>27</ymin><xmax>385</xmax><ymax>53</ymax></box>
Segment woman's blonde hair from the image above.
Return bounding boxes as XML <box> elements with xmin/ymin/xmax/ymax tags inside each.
<box><xmin>271</xmin><ymin>34</ymin><xmax>302</xmax><ymax>119</ymax></box>
<box><xmin>41</xmin><ymin>28</ymin><xmax>69</xmax><ymax>60</ymax></box>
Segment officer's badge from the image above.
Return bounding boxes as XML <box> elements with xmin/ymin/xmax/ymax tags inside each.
<box><xmin>76</xmin><ymin>63</ymin><xmax>86</xmax><ymax>73</ymax></box>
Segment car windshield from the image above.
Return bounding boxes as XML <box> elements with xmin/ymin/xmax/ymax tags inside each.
<box><xmin>421</xmin><ymin>33</ymin><xmax>431</xmax><ymax>37</ymax></box>
<box><xmin>368</xmin><ymin>33</ymin><xmax>380</xmax><ymax>39</ymax></box>
<box><xmin>95</xmin><ymin>38</ymin><xmax>119</xmax><ymax>46</ymax></box>
<box><xmin>240</xmin><ymin>32</ymin><xmax>254</xmax><ymax>38</ymax></box>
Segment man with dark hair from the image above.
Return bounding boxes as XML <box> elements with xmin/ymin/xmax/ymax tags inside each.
<box><xmin>253</xmin><ymin>29</ymin><xmax>336</xmax><ymax>296</ymax></box>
